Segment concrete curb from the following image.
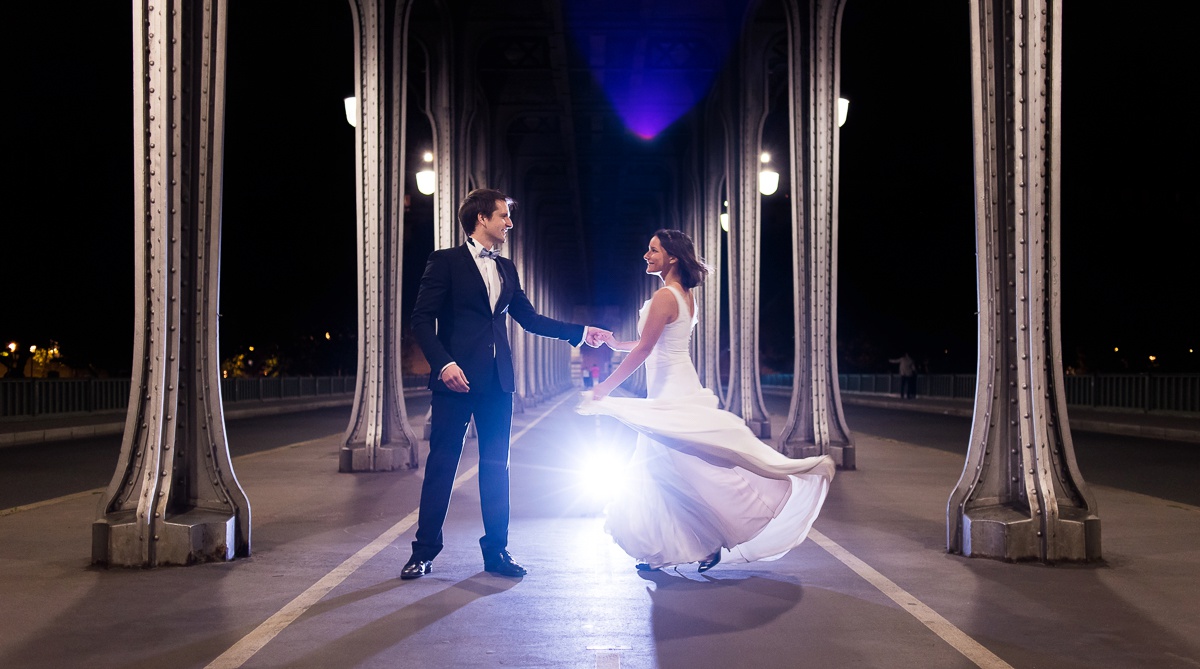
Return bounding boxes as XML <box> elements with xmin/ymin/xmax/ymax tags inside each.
<box><xmin>0</xmin><ymin>396</ymin><xmax>356</xmax><ymax>448</ymax></box>
<box><xmin>0</xmin><ymin>413</ymin><xmax>128</xmax><ymax>447</ymax></box>
<box><xmin>762</xmin><ymin>387</ymin><xmax>1200</xmax><ymax>444</ymax></box>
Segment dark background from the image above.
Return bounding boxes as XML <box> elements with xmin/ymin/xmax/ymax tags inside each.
<box><xmin>4</xmin><ymin>2</ymin><xmax>1195</xmax><ymax>378</ymax></box>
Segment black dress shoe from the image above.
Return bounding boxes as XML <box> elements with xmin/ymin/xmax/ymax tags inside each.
<box><xmin>697</xmin><ymin>550</ymin><xmax>722</xmax><ymax>573</ymax></box>
<box><xmin>483</xmin><ymin>550</ymin><xmax>528</xmax><ymax>577</ymax></box>
<box><xmin>401</xmin><ymin>557</ymin><xmax>432</xmax><ymax>580</ymax></box>
<box><xmin>635</xmin><ymin>563</ymin><xmax>661</xmax><ymax>572</ymax></box>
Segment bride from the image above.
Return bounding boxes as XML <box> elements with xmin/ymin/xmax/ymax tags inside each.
<box><xmin>578</xmin><ymin>229</ymin><xmax>835</xmax><ymax>572</ymax></box>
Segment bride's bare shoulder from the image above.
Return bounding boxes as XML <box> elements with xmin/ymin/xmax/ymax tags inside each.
<box><xmin>650</xmin><ymin>286</ymin><xmax>681</xmax><ymax>319</ymax></box>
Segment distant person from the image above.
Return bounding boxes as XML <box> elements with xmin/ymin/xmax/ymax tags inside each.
<box><xmin>405</xmin><ymin>188</ymin><xmax>611</xmax><ymax>580</ymax></box>
<box><xmin>582</xmin><ymin>364</ymin><xmax>593</xmax><ymax>389</ymax></box>
<box><xmin>590</xmin><ymin>363</ymin><xmax>600</xmax><ymax>384</ymax></box>
<box><xmin>890</xmin><ymin>352</ymin><xmax>917</xmax><ymax>399</ymax></box>
<box><xmin>579</xmin><ymin>229</ymin><xmax>834</xmax><ymax>573</ymax></box>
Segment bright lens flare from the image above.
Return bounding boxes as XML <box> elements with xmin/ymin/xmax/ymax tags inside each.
<box><xmin>577</xmin><ymin>448</ymin><xmax>627</xmax><ymax>502</ymax></box>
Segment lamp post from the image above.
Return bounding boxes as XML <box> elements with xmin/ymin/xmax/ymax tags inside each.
<box><xmin>758</xmin><ymin>152</ymin><xmax>779</xmax><ymax>196</ymax></box>
<box><xmin>415</xmin><ymin>151</ymin><xmax>435</xmax><ymax>195</ymax></box>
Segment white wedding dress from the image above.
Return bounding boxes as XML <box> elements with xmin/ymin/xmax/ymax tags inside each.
<box><xmin>577</xmin><ymin>286</ymin><xmax>835</xmax><ymax>569</ymax></box>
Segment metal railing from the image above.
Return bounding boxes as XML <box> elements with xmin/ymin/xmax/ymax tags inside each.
<box><xmin>761</xmin><ymin>373</ymin><xmax>1200</xmax><ymax>415</ymax></box>
<box><xmin>0</xmin><ymin>376</ymin><xmax>427</xmax><ymax>419</ymax></box>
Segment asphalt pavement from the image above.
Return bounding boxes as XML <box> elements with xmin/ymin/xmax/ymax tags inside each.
<box><xmin>0</xmin><ymin>390</ymin><xmax>1197</xmax><ymax>668</ymax></box>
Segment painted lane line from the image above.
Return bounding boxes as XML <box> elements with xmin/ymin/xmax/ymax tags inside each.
<box><xmin>203</xmin><ymin>472</ymin><xmax>466</xmax><ymax>669</ymax></box>
<box><xmin>808</xmin><ymin>529</ymin><xmax>1013</xmax><ymax>669</ymax></box>
<box><xmin>206</xmin><ymin>392</ymin><xmax>575</xmax><ymax>669</ymax></box>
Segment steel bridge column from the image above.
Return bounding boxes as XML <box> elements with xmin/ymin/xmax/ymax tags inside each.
<box><xmin>428</xmin><ymin>32</ymin><xmax>459</xmax><ymax>254</ymax></box>
<box><xmin>948</xmin><ymin>0</ymin><xmax>1099</xmax><ymax>562</ymax></box>
<box><xmin>94</xmin><ymin>0</ymin><xmax>250</xmax><ymax>567</ymax></box>
<box><xmin>341</xmin><ymin>0</ymin><xmax>421</xmax><ymax>472</ymax></box>
<box><xmin>696</xmin><ymin>100</ymin><xmax>726</xmax><ymax>400</ymax></box>
<box><xmin>777</xmin><ymin>0</ymin><xmax>855</xmax><ymax>468</ymax></box>
<box><xmin>721</xmin><ymin>35</ymin><xmax>772</xmax><ymax>438</ymax></box>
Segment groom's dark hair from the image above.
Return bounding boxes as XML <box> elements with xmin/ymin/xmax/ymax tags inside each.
<box><xmin>654</xmin><ymin>229</ymin><xmax>710</xmax><ymax>289</ymax></box>
<box><xmin>458</xmin><ymin>188</ymin><xmax>516</xmax><ymax>236</ymax></box>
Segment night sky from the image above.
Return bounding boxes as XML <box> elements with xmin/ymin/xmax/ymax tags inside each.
<box><xmin>4</xmin><ymin>2</ymin><xmax>1195</xmax><ymax>378</ymax></box>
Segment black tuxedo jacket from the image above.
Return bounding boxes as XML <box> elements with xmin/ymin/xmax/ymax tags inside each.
<box><xmin>411</xmin><ymin>243</ymin><xmax>584</xmax><ymax>393</ymax></box>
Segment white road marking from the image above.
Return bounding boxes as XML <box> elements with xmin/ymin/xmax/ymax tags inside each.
<box><xmin>205</xmin><ymin>392</ymin><xmax>574</xmax><ymax>669</ymax></box>
<box><xmin>808</xmin><ymin>529</ymin><xmax>1014</xmax><ymax>669</ymax></box>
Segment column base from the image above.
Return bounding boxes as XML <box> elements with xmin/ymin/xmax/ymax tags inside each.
<box><xmin>746</xmin><ymin>419</ymin><xmax>771</xmax><ymax>439</ymax></box>
<box><xmin>779</xmin><ymin>441</ymin><xmax>856</xmax><ymax>470</ymax></box>
<box><xmin>960</xmin><ymin>504</ymin><xmax>1101</xmax><ymax>562</ymax></box>
<box><xmin>339</xmin><ymin>445</ymin><xmax>412</xmax><ymax>472</ymax></box>
<box><xmin>93</xmin><ymin>509</ymin><xmax>240</xmax><ymax>566</ymax></box>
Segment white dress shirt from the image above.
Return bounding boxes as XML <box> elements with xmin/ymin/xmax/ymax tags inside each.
<box><xmin>468</xmin><ymin>237</ymin><xmax>503</xmax><ymax>311</ymax></box>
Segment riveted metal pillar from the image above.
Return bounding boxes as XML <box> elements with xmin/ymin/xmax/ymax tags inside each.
<box><xmin>948</xmin><ymin>0</ymin><xmax>1099</xmax><ymax>562</ymax></box>
<box><xmin>341</xmin><ymin>0</ymin><xmax>421</xmax><ymax>472</ymax></box>
<box><xmin>777</xmin><ymin>0</ymin><xmax>855</xmax><ymax>468</ymax></box>
<box><xmin>418</xmin><ymin>11</ymin><xmax>460</xmax><ymax>254</ymax></box>
<box><xmin>695</xmin><ymin>99</ymin><xmax>726</xmax><ymax>399</ymax></box>
<box><xmin>94</xmin><ymin>0</ymin><xmax>250</xmax><ymax>567</ymax></box>
<box><xmin>721</xmin><ymin>31</ymin><xmax>772</xmax><ymax>438</ymax></box>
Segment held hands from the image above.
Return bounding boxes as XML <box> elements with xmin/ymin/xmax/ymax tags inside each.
<box><xmin>583</xmin><ymin>326</ymin><xmax>613</xmax><ymax>348</ymax></box>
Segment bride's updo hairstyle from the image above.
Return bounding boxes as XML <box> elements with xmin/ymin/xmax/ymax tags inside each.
<box><xmin>653</xmin><ymin>229</ymin><xmax>710</xmax><ymax>289</ymax></box>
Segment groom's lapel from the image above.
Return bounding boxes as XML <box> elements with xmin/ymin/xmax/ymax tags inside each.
<box><xmin>496</xmin><ymin>259</ymin><xmax>516</xmax><ymax>312</ymax></box>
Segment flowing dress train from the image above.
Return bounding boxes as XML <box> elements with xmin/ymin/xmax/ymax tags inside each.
<box><xmin>577</xmin><ymin>286</ymin><xmax>835</xmax><ymax>569</ymax></box>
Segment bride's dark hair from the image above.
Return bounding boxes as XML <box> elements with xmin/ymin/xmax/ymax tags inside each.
<box><xmin>653</xmin><ymin>229</ymin><xmax>710</xmax><ymax>289</ymax></box>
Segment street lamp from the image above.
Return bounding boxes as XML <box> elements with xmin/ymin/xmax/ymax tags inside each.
<box><xmin>758</xmin><ymin>152</ymin><xmax>779</xmax><ymax>196</ymax></box>
<box><xmin>720</xmin><ymin>200</ymin><xmax>729</xmax><ymax>232</ymax></box>
<box><xmin>416</xmin><ymin>151</ymin><xmax>435</xmax><ymax>195</ymax></box>
<box><xmin>838</xmin><ymin>97</ymin><xmax>849</xmax><ymax>127</ymax></box>
<box><xmin>344</xmin><ymin>96</ymin><xmax>356</xmax><ymax>127</ymax></box>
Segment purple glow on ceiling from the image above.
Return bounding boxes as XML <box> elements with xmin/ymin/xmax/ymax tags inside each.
<box><xmin>565</xmin><ymin>1</ymin><xmax>744</xmax><ymax>140</ymax></box>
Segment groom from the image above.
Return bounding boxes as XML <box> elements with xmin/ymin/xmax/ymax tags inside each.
<box><xmin>404</xmin><ymin>188</ymin><xmax>609</xmax><ymax>579</ymax></box>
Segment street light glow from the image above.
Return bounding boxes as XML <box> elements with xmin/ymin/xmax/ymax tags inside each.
<box><xmin>343</xmin><ymin>96</ymin><xmax>356</xmax><ymax>127</ymax></box>
<box><xmin>838</xmin><ymin>97</ymin><xmax>850</xmax><ymax>127</ymax></box>
<box><xmin>758</xmin><ymin>152</ymin><xmax>779</xmax><ymax>195</ymax></box>
<box><xmin>416</xmin><ymin>151</ymin><xmax>435</xmax><ymax>195</ymax></box>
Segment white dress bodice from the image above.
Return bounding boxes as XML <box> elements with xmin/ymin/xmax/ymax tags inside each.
<box><xmin>637</xmin><ymin>285</ymin><xmax>700</xmax><ymax>400</ymax></box>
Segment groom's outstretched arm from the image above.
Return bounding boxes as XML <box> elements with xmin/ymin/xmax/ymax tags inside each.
<box><xmin>508</xmin><ymin>284</ymin><xmax>584</xmax><ymax>345</ymax></box>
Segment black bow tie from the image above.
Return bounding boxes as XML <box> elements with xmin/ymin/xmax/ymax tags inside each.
<box><xmin>478</xmin><ymin>248</ymin><xmax>501</xmax><ymax>260</ymax></box>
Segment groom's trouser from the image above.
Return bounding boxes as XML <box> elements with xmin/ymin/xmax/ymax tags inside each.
<box><xmin>412</xmin><ymin>386</ymin><xmax>514</xmax><ymax>561</ymax></box>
